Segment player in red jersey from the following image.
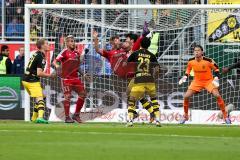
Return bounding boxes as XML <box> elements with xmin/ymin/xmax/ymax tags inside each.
<box><xmin>93</xmin><ymin>30</ymin><xmax>133</xmax><ymax>78</ymax></box>
<box><xmin>93</xmin><ymin>25</ymin><xmax>157</xmax><ymax>123</ymax></box>
<box><xmin>54</xmin><ymin>35</ymin><xmax>86</xmax><ymax>123</ymax></box>
<box><xmin>92</xmin><ymin>21</ymin><xmax>150</xmax><ymax>77</ymax></box>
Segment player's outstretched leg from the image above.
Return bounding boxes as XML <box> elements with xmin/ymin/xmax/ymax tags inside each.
<box><xmin>35</xmin><ymin>99</ymin><xmax>48</xmax><ymax>124</ymax></box>
<box><xmin>72</xmin><ymin>96</ymin><xmax>85</xmax><ymax>123</ymax></box>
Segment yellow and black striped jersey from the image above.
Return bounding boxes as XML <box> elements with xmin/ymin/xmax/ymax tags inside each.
<box><xmin>127</xmin><ymin>48</ymin><xmax>159</xmax><ymax>83</ymax></box>
<box><xmin>23</xmin><ymin>51</ymin><xmax>46</xmax><ymax>82</ymax></box>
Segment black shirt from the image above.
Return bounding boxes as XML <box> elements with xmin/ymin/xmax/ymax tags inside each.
<box><xmin>23</xmin><ymin>51</ymin><xmax>46</xmax><ymax>82</ymax></box>
<box><xmin>127</xmin><ymin>49</ymin><xmax>159</xmax><ymax>83</ymax></box>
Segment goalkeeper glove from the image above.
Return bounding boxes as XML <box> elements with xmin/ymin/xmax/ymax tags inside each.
<box><xmin>212</xmin><ymin>77</ymin><xmax>219</xmax><ymax>87</ymax></box>
<box><xmin>146</xmin><ymin>32</ymin><xmax>152</xmax><ymax>38</ymax></box>
<box><xmin>142</xmin><ymin>21</ymin><xmax>150</xmax><ymax>37</ymax></box>
<box><xmin>179</xmin><ymin>76</ymin><xmax>187</xmax><ymax>85</ymax></box>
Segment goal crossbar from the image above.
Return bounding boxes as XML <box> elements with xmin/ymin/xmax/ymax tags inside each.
<box><xmin>25</xmin><ymin>4</ymin><xmax>240</xmax><ymax>10</ymax></box>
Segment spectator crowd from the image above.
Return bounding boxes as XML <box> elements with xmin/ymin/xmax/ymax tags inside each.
<box><xmin>0</xmin><ymin>45</ymin><xmax>24</xmax><ymax>75</ymax></box>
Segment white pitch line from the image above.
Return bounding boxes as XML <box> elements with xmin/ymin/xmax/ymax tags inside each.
<box><xmin>0</xmin><ymin>129</ymin><xmax>239</xmax><ymax>140</ymax></box>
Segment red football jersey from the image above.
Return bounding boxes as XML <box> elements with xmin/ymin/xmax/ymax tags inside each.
<box><xmin>132</xmin><ymin>36</ymin><xmax>143</xmax><ymax>52</ymax></box>
<box><xmin>105</xmin><ymin>49</ymin><xmax>135</xmax><ymax>79</ymax></box>
<box><xmin>101</xmin><ymin>49</ymin><xmax>122</xmax><ymax>64</ymax></box>
<box><xmin>56</xmin><ymin>48</ymin><xmax>81</xmax><ymax>79</ymax></box>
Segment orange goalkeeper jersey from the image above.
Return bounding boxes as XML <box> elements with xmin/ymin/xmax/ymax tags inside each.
<box><xmin>185</xmin><ymin>57</ymin><xmax>219</xmax><ymax>81</ymax></box>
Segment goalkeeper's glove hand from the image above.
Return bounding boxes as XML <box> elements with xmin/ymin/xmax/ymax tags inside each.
<box><xmin>178</xmin><ymin>76</ymin><xmax>187</xmax><ymax>85</ymax></box>
<box><xmin>142</xmin><ymin>21</ymin><xmax>150</xmax><ymax>37</ymax></box>
<box><xmin>146</xmin><ymin>32</ymin><xmax>152</xmax><ymax>38</ymax></box>
<box><xmin>212</xmin><ymin>77</ymin><xmax>219</xmax><ymax>87</ymax></box>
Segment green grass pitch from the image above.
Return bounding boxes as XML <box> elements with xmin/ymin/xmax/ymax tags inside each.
<box><xmin>0</xmin><ymin>121</ymin><xmax>239</xmax><ymax>160</ymax></box>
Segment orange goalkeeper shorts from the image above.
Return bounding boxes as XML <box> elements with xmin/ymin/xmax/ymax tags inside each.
<box><xmin>188</xmin><ymin>79</ymin><xmax>217</xmax><ymax>93</ymax></box>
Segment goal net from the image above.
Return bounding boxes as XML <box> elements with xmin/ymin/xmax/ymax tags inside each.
<box><xmin>24</xmin><ymin>4</ymin><xmax>240</xmax><ymax>123</ymax></box>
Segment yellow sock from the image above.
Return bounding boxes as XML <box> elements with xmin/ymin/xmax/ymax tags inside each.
<box><xmin>128</xmin><ymin>99</ymin><xmax>136</xmax><ymax>121</ymax></box>
<box><xmin>153</xmin><ymin>109</ymin><xmax>160</xmax><ymax>121</ymax></box>
<box><xmin>31</xmin><ymin>106</ymin><xmax>38</xmax><ymax>121</ymax></box>
<box><xmin>128</xmin><ymin>112</ymin><xmax>134</xmax><ymax>121</ymax></box>
<box><xmin>36</xmin><ymin>100</ymin><xmax>45</xmax><ymax>118</ymax></box>
<box><xmin>38</xmin><ymin>110</ymin><xmax>44</xmax><ymax>118</ymax></box>
<box><xmin>151</xmin><ymin>97</ymin><xmax>160</xmax><ymax>121</ymax></box>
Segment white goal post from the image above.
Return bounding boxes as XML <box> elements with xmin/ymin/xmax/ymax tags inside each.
<box><xmin>24</xmin><ymin>4</ymin><xmax>240</xmax><ymax>123</ymax></box>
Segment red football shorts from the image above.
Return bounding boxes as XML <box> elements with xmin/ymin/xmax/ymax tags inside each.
<box><xmin>61</xmin><ymin>78</ymin><xmax>85</xmax><ymax>95</ymax></box>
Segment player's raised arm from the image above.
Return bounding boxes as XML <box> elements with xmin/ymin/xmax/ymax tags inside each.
<box><xmin>129</xmin><ymin>21</ymin><xmax>150</xmax><ymax>52</ymax></box>
<box><xmin>92</xmin><ymin>30</ymin><xmax>100</xmax><ymax>52</ymax></box>
<box><xmin>222</xmin><ymin>60</ymin><xmax>240</xmax><ymax>74</ymax></box>
<box><xmin>92</xmin><ymin>30</ymin><xmax>111</xmax><ymax>58</ymax></box>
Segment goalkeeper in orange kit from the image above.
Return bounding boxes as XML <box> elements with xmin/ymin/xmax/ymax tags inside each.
<box><xmin>178</xmin><ymin>45</ymin><xmax>231</xmax><ymax>124</ymax></box>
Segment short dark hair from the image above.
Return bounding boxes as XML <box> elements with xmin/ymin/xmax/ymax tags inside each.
<box><xmin>141</xmin><ymin>37</ymin><xmax>151</xmax><ymax>49</ymax></box>
<box><xmin>1</xmin><ymin>45</ymin><xmax>9</xmax><ymax>52</ymax></box>
<box><xmin>110</xmin><ymin>35</ymin><xmax>119</xmax><ymax>42</ymax></box>
<box><xmin>125</xmin><ymin>33</ymin><xmax>138</xmax><ymax>43</ymax></box>
<box><xmin>36</xmin><ymin>38</ymin><xmax>46</xmax><ymax>49</ymax></box>
<box><xmin>193</xmin><ymin>44</ymin><xmax>203</xmax><ymax>51</ymax></box>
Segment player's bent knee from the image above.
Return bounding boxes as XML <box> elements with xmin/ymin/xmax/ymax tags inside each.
<box><xmin>212</xmin><ymin>89</ymin><xmax>220</xmax><ymax>97</ymax></box>
<box><xmin>128</xmin><ymin>96</ymin><xmax>136</xmax><ymax>102</ymax></box>
<box><xmin>64</xmin><ymin>94</ymin><xmax>71</xmax><ymax>101</ymax></box>
<box><xmin>183</xmin><ymin>94</ymin><xmax>190</xmax><ymax>99</ymax></box>
<box><xmin>78</xmin><ymin>91</ymin><xmax>86</xmax><ymax>98</ymax></box>
<box><xmin>35</xmin><ymin>97</ymin><xmax>44</xmax><ymax>102</ymax></box>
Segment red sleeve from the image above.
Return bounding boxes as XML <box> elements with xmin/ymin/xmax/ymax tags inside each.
<box><xmin>101</xmin><ymin>49</ymin><xmax>111</xmax><ymax>61</ymax></box>
<box><xmin>132</xmin><ymin>36</ymin><xmax>143</xmax><ymax>52</ymax></box>
<box><xmin>56</xmin><ymin>49</ymin><xmax>66</xmax><ymax>62</ymax></box>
